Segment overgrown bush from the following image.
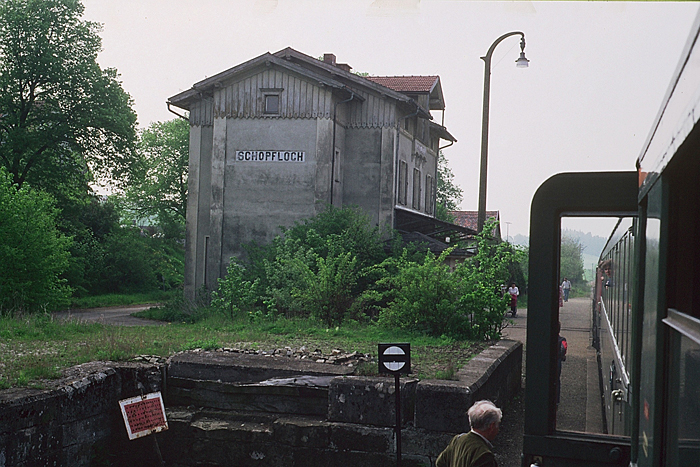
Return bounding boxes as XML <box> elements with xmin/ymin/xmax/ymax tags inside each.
<box><xmin>211</xmin><ymin>258</ymin><xmax>259</xmax><ymax>319</ymax></box>
<box><xmin>248</xmin><ymin>206</ymin><xmax>385</xmax><ymax>321</ymax></box>
<box><xmin>0</xmin><ymin>168</ymin><xmax>72</xmax><ymax>314</ymax></box>
<box><xmin>212</xmin><ymin>208</ymin><xmax>519</xmax><ymax>341</ymax></box>
<box><xmin>375</xmin><ymin>249</ymin><xmax>467</xmax><ymax>337</ymax></box>
<box><xmin>293</xmin><ymin>249</ymin><xmax>358</xmax><ymax>326</ymax></box>
<box><xmin>454</xmin><ymin>224</ymin><xmax>515</xmax><ymax>340</ymax></box>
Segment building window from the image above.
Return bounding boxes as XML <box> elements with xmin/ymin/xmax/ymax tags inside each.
<box><xmin>413</xmin><ymin>168</ymin><xmax>421</xmax><ymax>210</ymax></box>
<box><xmin>425</xmin><ymin>175</ymin><xmax>434</xmax><ymax>215</ymax></box>
<box><xmin>264</xmin><ymin>94</ymin><xmax>280</xmax><ymax>115</ymax></box>
<box><xmin>398</xmin><ymin>161</ymin><xmax>408</xmax><ymax>205</ymax></box>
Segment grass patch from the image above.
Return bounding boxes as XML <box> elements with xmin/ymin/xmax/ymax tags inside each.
<box><xmin>0</xmin><ymin>311</ymin><xmax>488</xmax><ymax>389</ymax></box>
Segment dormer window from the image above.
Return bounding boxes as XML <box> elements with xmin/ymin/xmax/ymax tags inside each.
<box><xmin>264</xmin><ymin>94</ymin><xmax>280</xmax><ymax>115</ymax></box>
<box><xmin>261</xmin><ymin>88</ymin><xmax>283</xmax><ymax>115</ymax></box>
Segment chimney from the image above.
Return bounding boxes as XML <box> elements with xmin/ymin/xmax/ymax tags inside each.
<box><xmin>337</xmin><ymin>63</ymin><xmax>352</xmax><ymax>72</ymax></box>
<box><xmin>323</xmin><ymin>54</ymin><xmax>336</xmax><ymax>66</ymax></box>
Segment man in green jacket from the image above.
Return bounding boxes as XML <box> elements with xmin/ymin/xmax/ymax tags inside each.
<box><xmin>436</xmin><ymin>400</ymin><xmax>502</xmax><ymax>467</ymax></box>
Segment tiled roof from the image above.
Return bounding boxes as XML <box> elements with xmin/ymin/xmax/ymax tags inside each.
<box><xmin>365</xmin><ymin>76</ymin><xmax>439</xmax><ymax>93</ymax></box>
<box><xmin>450</xmin><ymin>211</ymin><xmax>500</xmax><ymax>232</ymax></box>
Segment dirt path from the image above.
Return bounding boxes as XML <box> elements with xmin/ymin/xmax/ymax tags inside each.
<box><xmin>53</xmin><ymin>304</ymin><xmax>166</xmax><ymax>326</ymax></box>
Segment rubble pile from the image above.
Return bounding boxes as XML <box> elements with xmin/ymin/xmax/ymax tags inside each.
<box><xmin>132</xmin><ymin>346</ymin><xmax>373</xmax><ymax>367</ymax></box>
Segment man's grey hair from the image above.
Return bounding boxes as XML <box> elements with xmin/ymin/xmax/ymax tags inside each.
<box><xmin>467</xmin><ymin>400</ymin><xmax>502</xmax><ymax>430</ymax></box>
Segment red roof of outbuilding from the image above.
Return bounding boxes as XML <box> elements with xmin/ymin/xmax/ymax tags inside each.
<box><xmin>450</xmin><ymin>211</ymin><xmax>500</xmax><ymax>232</ymax></box>
<box><xmin>365</xmin><ymin>76</ymin><xmax>439</xmax><ymax>93</ymax></box>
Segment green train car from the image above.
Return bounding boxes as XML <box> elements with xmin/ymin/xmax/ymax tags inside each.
<box><xmin>522</xmin><ymin>9</ymin><xmax>700</xmax><ymax>467</ymax></box>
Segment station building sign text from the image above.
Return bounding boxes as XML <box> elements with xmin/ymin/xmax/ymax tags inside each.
<box><xmin>235</xmin><ymin>150</ymin><xmax>305</xmax><ymax>162</ymax></box>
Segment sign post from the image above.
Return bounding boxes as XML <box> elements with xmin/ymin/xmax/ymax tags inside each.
<box><xmin>378</xmin><ymin>343</ymin><xmax>411</xmax><ymax>467</ymax></box>
<box><xmin>119</xmin><ymin>391</ymin><xmax>168</xmax><ymax>465</ymax></box>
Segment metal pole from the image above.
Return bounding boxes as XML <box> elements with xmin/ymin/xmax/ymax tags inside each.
<box><xmin>477</xmin><ymin>31</ymin><xmax>526</xmax><ymax>233</ymax></box>
<box><xmin>395</xmin><ymin>373</ymin><xmax>401</xmax><ymax>467</ymax></box>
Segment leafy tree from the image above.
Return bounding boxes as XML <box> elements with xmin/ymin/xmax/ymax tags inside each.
<box><xmin>454</xmin><ymin>222</ymin><xmax>516</xmax><ymax>339</ymax></box>
<box><xmin>435</xmin><ymin>151</ymin><xmax>463</xmax><ymax>222</ymax></box>
<box><xmin>0</xmin><ymin>168</ymin><xmax>71</xmax><ymax>313</ymax></box>
<box><xmin>61</xmin><ymin>196</ymin><xmax>120</xmax><ymax>296</ymax></box>
<box><xmin>560</xmin><ymin>235</ymin><xmax>585</xmax><ymax>284</ymax></box>
<box><xmin>0</xmin><ymin>0</ymin><xmax>137</xmax><ymax>192</ymax></box>
<box><xmin>124</xmin><ymin>119</ymin><xmax>189</xmax><ymax>238</ymax></box>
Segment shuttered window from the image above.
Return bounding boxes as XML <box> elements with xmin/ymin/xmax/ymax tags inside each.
<box><xmin>413</xmin><ymin>168</ymin><xmax>421</xmax><ymax>210</ymax></box>
<box><xmin>398</xmin><ymin>161</ymin><xmax>408</xmax><ymax>205</ymax></box>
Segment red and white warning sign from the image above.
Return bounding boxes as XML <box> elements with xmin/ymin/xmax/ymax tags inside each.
<box><xmin>119</xmin><ymin>391</ymin><xmax>168</xmax><ymax>440</ymax></box>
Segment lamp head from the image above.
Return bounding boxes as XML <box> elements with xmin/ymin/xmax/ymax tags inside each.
<box><xmin>515</xmin><ymin>35</ymin><xmax>529</xmax><ymax>68</ymax></box>
<box><xmin>515</xmin><ymin>52</ymin><xmax>529</xmax><ymax>68</ymax></box>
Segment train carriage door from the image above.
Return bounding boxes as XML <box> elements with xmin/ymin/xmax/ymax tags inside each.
<box><xmin>523</xmin><ymin>172</ymin><xmax>638</xmax><ymax>466</ymax></box>
<box><xmin>646</xmin><ymin>132</ymin><xmax>700</xmax><ymax>467</ymax></box>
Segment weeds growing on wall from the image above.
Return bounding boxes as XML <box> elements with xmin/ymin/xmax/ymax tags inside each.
<box><xmin>212</xmin><ymin>206</ymin><xmax>521</xmax><ymax>340</ymax></box>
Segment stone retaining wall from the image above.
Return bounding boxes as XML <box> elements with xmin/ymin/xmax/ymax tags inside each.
<box><xmin>0</xmin><ymin>340</ymin><xmax>522</xmax><ymax>466</ymax></box>
<box><xmin>0</xmin><ymin>362</ymin><xmax>162</xmax><ymax>466</ymax></box>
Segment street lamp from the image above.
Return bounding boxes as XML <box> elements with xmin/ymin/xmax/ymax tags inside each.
<box><xmin>477</xmin><ymin>32</ymin><xmax>529</xmax><ymax>233</ymax></box>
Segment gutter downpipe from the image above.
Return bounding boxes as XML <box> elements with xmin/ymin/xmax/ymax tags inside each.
<box><xmin>330</xmin><ymin>90</ymin><xmax>356</xmax><ymax>206</ymax></box>
<box><xmin>393</xmin><ymin>103</ymin><xmax>422</xmax><ymax>218</ymax></box>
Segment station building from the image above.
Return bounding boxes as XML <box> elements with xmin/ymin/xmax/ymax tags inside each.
<box><xmin>168</xmin><ymin>48</ymin><xmax>470</xmax><ymax>300</ymax></box>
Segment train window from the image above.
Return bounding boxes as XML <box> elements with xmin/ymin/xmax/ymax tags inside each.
<box><xmin>556</xmin><ymin>216</ymin><xmax>635</xmax><ymax>436</ymax></box>
<box><xmin>673</xmin><ymin>331</ymin><xmax>700</xmax><ymax>462</ymax></box>
<box><xmin>524</xmin><ymin>172</ymin><xmax>637</xmax><ymax>465</ymax></box>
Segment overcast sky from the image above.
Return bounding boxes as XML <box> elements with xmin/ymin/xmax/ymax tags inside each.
<box><xmin>82</xmin><ymin>0</ymin><xmax>699</xmax><ymax>238</ymax></box>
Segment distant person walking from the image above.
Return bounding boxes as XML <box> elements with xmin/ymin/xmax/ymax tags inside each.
<box><xmin>436</xmin><ymin>400</ymin><xmax>502</xmax><ymax>467</ymax></box>
<box><xmin>561</xmin><ymin>278</ymin><xmax>571</xmax><ymax>302</ymax></box>
<box><xmin>507</xmin><ymin>283</ymin><xmax>519</xmax><ymax>317</ymax></box>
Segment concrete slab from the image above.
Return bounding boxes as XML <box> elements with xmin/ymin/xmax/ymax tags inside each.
<box><xmin>167</xmin><ymin>350</ymin><xmax>355</xmax><ymax>384</ymax></box>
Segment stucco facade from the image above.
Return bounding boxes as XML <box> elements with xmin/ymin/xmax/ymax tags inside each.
<box><xmin>168</xmin><ymin>48</ymin><xmax>458</xmax><ymax>301</ymax></box>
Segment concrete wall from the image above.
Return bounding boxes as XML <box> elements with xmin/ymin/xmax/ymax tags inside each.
<box><xmin>0</xmin><ymin>362</ymin><xmax>162</xmax><ymax>467</ymax></box>
<box><xmin>221</xmin><ymin>118</ymin><xmax>326</xmax><ymax>264</ymax></box>
<box><xmin>0</xmin><ymin>341</ymin><xmax>522</xmax><ymax>466</ymax></box>
<box><xmin>156</xmin><ymin>340</ymin><xmax>522</xmax><ymax>467</ymax></box>
<box><xmin>343</xmin><ymin>127</ymin><xmax>395</xmax><ymax>228</ymax></box>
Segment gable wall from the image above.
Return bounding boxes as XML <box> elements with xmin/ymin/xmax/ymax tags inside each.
<box><xmin>215</xmin><ymin>68</ymin><xmax>334</xmax><ymax>120</ymax></box>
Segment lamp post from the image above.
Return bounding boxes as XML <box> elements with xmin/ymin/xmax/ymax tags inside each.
<box><xmin>477</xmin><ymin>32</ymin><xmax>529</xmax><ymax>233</ymax></box>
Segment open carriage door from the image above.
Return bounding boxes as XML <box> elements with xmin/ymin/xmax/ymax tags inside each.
<box><xmin>523</xmin><ymin>171</ymin><xmax>638</xmax><ymax>467</ymax></box>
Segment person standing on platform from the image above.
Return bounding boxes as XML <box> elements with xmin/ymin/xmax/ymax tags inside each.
<box><xmin>507</xmin><ymin>283</ymin><xmax>519</xmax><ymax>317</ymax></box>
<box><xmin>561</xmin><ymin>277</ymin><xmax>572</xmax><ymax>302</ymax></box>
<box><xmin>436</xmin><ymin>400</ymin><xmax>502</xmax><ymax>467</ymax></box>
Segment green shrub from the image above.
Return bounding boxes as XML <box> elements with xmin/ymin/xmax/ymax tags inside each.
<box><xmin>0</xmin><ymin>168</ymin><xmax>72</xmax><ymax>314</ymax></box>
<box><xmin>374</xmin><ymin>221</ymin><xmax>515</xmax><ymax>340</ymax></box>
<box><xmin>453</xmin><ymin>222</ymin><xmax>515</xmax><ymax>340</ymax></box>
<box><xmin>293</xmin><ymin>249</ymin><xmax>359</xmax><ymax>326</ymax></box>
<box><xmin>281</xmin><ymin>205</ymin><xmax>386</xmax><ymax>270</ymax></box>
<box><xmin>211</xmin><ymin>258</ymin><xmax>259</xmax><ymax>319</ymax></box>
<box><xmin>262</xmin><ymin>238</ymin><xmax>320</xmax><ymax>317</ymax></box>
<box><xmin>376</xmin><ymin>249</ymin><xmax>467</xmax><ymax>337</ymax></box>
